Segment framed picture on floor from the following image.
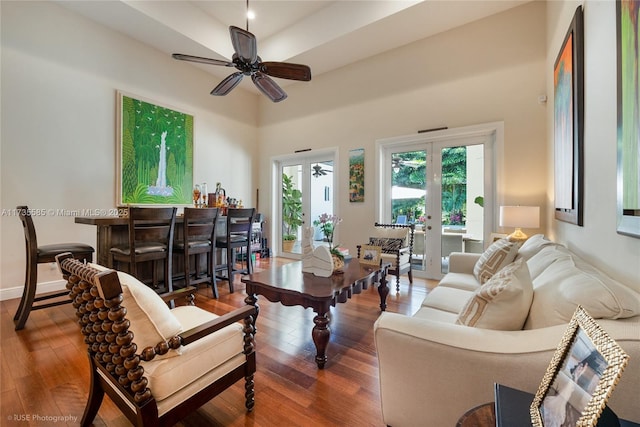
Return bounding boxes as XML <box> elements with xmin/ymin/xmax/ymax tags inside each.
<box><xmin>530</xmin><ymin>306</ymin><xmax>629</xmax><ymax>427</ymax></box>
<box><xmin>553</xmin><ymin>6</ymin><xmax>584</xmax><ymax>226</ymax></box>
<box><xmin>117</xmin><ymin>91</ymin><xmax>194</xmax><ymax>206</ymax></box>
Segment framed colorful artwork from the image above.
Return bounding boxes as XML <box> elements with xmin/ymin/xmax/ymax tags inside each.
<box><xmin>553</xmin><ymin>6</ymin><xmax>584</xmax><ymax>226</ymax></box>
<box><xmin>616</xmin><ymin>0</ymin><xmax>640</xmax><ymax>238</ymax></box>
<box><xmin>349</xmin><ymin>148</ymin><xmax>365</xmax><ymax>202</ymax></box>
<box><xmin>116</xmin><ymin>91</ymin><xmax>194</xmax><ymax>206</ymax></box>
<box><xmin>530</xmin><ymin>306</ymin><xmax>629</xmax><ymax>427</ymax></box>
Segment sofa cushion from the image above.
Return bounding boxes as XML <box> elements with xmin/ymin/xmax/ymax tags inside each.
<box><xmin>438</xmin><ymin>272</ymin><xmax>481</xmax><ymax>292</ymax></box>
<box><xmin>456</xmin><ymin>258</ymin><xmax>533</xmax><ymax>330</ymax></box>
<box><xmin>380</xmin><ymin>252</ymin><xmax>410</xmax><ymax>266</ymax></box>
<box><xmin>421</xmin><ymin>286</ymin><xmax>474</xmax><ymax>314</ymax></box>
<box><xmin>526</xmin><ymin>244</ymin><xmax>572</xmax><ymax>280</ymax></box>
<box><xmin>89</xmin><ymin>263</ymin><xmax>183</xmax><ymax>358</ymax></box>
<box><xmin>525</xmin><ymin>254</ymin><xmax>640</xmax><ymax>329</ymax></box>
<box><xmin>516</xmin><ymin>234</ymin><xmax>560</xmax><ymax>261</ymax></box>
<box><xmin>473</xmin><ymin>238</ymin><xmax>520</xmax><ymax>284</ymax></box>
<box><xmin>369</xmin><ymin>237</ymin><xmax>405</xmax><ymax>254</ymax></box>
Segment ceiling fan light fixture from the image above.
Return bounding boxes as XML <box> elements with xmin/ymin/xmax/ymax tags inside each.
<box><xmin>171</xmin><ymin>3</ymin><xmax>312</xmax><ymax>102</ymax></box>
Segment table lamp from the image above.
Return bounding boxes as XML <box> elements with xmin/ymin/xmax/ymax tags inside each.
<box><xmin>499</xmin><ymin>206</ymin><xmax>540</xmax><ymax>242</ymax></box>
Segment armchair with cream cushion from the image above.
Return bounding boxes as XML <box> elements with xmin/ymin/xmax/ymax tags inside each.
<box><xmin>374</xmin><ymin>235</ymin><xmax>640</xmax><ymax>426</ymax></box>
<box><xmin>56</xmin><ymin>254</ymin><xmax>257</xmax><ymax>427</ymax></box>
<box><xmin>358</xmin><ymin>223</ymin><xmax>415</xmax><ymax>292</ymax></box>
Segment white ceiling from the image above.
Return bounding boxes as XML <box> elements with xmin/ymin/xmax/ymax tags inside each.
<box><xmin>55</xmin><ymin>0</ymin><xmax>532</xmax><ymax>93</ymax></box>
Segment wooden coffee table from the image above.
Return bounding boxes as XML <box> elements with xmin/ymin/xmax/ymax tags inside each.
<box><xmin>242</xmin><ymin>259</ymin><xmax>389</xmax><ymax>368</ymax></box>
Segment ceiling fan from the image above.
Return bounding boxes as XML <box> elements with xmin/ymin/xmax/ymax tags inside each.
<box><xmin>312</xmin><ymin>164</ymin><xmax>331</xmax><ymax>177</ymax></box>
<box><xmin>172</xmin><ymin>23</ymin><xmax>312</xmax><ymax>102</ymax></box>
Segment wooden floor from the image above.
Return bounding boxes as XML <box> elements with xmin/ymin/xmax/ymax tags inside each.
<box><xmin>0</xmin><ymin>257</ymin><xmax>437</xmax><ymax>426</ymax></box>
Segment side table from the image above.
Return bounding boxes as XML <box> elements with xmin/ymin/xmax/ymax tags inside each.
<box><xmin>456</xmin><ymin>402</ymin><xmax>495</xmax><ymax>427</ymax></box>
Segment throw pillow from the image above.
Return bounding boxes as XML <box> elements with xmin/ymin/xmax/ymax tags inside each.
<box><xmin>524</xmin><ymin>254</ymin><xmax>640</xmax><ymax>329</ymax></box>
<box><xmin>473</xmin><ymin>238</ymin><xmax>520</xmax><ymax>284</ymax></box>
<box><xmin>90</xmin><ymin>263</ymin><xmax>183</xmax><ymax>358</ymax></box>
<box><xmin>516</xmin><ymin>234</ymin><xmax>560</xmax><ymax>261</ymax></box>
<box><xmin>456</xmin><ymin>258</ymin><xmax>534</xmax><ymax>330</ymax></box>
<box><xmin>369</xmin><ymin>237</ymin><xmax>404</xmax><ymax>254</ymax></box>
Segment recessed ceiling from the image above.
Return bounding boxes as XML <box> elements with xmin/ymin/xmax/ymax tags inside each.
<box><xmin>55</xmin><ymin>0</ymin><xmax>532</xmax><ymax>94</ymax></box>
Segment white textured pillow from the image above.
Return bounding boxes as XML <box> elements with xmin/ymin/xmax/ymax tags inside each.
<box><xmin>516</xmin><ymin>234</ymin><xmax>560</xmax><ymax>261</ymax></box>
<box><xmin>89</xmin><ymin>263</ymin><xmax>183</xmax><ymax>358</ymax></box>
<box><xmin>473</xmin><ymin>238</ymin><xmax>520</xmax><ymax>284</ymax></box>
<box><xmin>457</xmin><ymin>259</ymin><xmax>533</xmax><ymax>330</ymax></box>
<box><xmin>525</xmin><ymin>255</ymin><xmax>640</xmax><ymax>329</ymax></box>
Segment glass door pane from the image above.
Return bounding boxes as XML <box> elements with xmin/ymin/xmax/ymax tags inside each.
<box><xmin>281</xmin><ymin>163</ymin><xmax>302</xmax><ymax>254</ymax></box>
<box><xmin>440</xmin><ymin>144</ymin><xmax>484</xmax><ymax>273</ymax></box>
<box><xmin>391</xmin><ymin>150</ymin><xmax>427</xmax><ymax>271</ymax></box>
<box><xmin>309</xmin><ymin>159</ymin><xmax>334</xmax><ymax>249</ymax></box>
<box><xmin>279</xmin><ymin>154</ymin><xmax>335</xmax><ymax>258</ymax></box>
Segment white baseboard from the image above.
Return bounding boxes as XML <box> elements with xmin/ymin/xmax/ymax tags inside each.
<box><xmin>0</xmin><ymin>279</ymin><xmax>67</xmax><ymax>302</ymax></box>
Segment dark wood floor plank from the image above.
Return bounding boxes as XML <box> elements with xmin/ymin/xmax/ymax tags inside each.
<box><xmin>0</xmin><ymin>257</ymin><xmax>437</xmax><ymax>426</ymax></box>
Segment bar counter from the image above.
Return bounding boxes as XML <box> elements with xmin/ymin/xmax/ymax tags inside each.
<box><xmin>75</xmin><ymin>215</ymin><xmax>226</xmax><ymax>268</ymax></box>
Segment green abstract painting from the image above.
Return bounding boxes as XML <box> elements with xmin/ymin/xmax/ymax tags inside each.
<box><xmin>118</xmin><ymin>92</ymin><xmax>193</xmax><ymax>205</ymax></box>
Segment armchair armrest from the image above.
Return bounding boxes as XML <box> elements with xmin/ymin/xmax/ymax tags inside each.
<box><xmin>180</xmin><ymin>305</ymin><xmax>257</xmax><ymax>345</ymax></box>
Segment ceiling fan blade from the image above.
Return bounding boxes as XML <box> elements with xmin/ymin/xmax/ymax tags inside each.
<box><xmin>251</xmin><ymin>72</ymin><xmax>287</xmax><ymax>103</ymax></box>
<box><xmin>260</xmin><ymin>62</ymin><xmax>312</xmax><ymax>81</ymax></box>
<box><xmin>229</xmin><ymin>26</ymin><xmax>257</xmax><ymax>64</ymax></box>
<box><xmin>211</xmin><ymin>72</ymin><xmax>244</xmax><ymax>96</ymax></box>
<box><xmin>172</xmin><ymin>53</ymin><xmax>234</xmax><ymax>67</ymax></box>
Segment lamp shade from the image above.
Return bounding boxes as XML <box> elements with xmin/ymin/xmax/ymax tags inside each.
<box><xmin>499</xmin><ymin>206</ymin><xmax>540</xmax><ymax>228</ymax></box>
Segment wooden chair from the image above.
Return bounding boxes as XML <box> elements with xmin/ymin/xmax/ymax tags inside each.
<box><xmin>174</xmin><ymin>207</ymin><xmax>220</xmax><ymax>298</ymax></box>
<box><xmin>13</xmin><ymin>205</ymin><xmax>94</xmax><ymax>330</ymax></box>
<box><xmin>357</xmin><ymin>223</ymin><xmax>415</xmax><ymax>292</ymax></box>
<box><xmin>56</xmin><ymin>254</ymin><xmax>257</xmax><ymax>427</ymax></box>
<box><xmin>216</xmin><ymin>208</ymin><xmax>255</xmax><ymax>293</ymax></box>
<box><xmin>110</xmin><ymin>207</ymin><xmax>176</xmax><ymax>293</ymax></box>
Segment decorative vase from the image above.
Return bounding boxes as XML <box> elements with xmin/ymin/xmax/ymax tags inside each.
<box><xmin>332</xmin><ymin>253</ymin><xmax>345</xmax><ymax>273</ymax></box>
<box><xmin>283</xmin><ymin>239</ymin><xmax>295</xmax><ymax>253</ymax></box>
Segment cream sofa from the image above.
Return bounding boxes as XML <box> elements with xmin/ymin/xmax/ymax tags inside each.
<box><xmin>374</xmin><ymin>235</ymin><xmax>640</xmax><ymax>426</ymax></box>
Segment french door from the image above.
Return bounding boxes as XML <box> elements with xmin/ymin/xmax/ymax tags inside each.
<box><xmin>380</xmin><ymin>131</ymin><xmax>494</xmax><ymax>280</ymax></box>
<box><xmin>278</xmin><ymin>152</ymin><xmax>336</xmax><ymax>258</ymax></box>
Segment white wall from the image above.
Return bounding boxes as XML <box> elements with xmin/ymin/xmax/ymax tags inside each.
<box><xmin>546</xmin><ymin>1</ymin><xmax>640</xmax><ymax>290</ymax></box>
<box><xmin>0</xmin><ymin>1</ymin><xmax>259</xmax><ymax>296</ymax></box>
<box><xmin>257</xmin><ymin>2</ymin><xmax>548</xmax><ymax>263</ymax></box>
<box><xmin>3</xmin><ymin>0</ymin><xmax>636</xmax><ymax>299</ymax></box>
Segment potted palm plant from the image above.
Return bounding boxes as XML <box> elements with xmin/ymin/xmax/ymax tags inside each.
<box><xmin>282</xmin><ymin>173</ymin><xmax>303</xmax><ymax>252</ymax></box>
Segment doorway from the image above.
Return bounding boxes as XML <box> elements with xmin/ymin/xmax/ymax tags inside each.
<box><xmin>378</xmin><ymin>124</ymin><xmax>499</xmax><ymax>279</ymax></box>
<box><xmin>277</xmin><ymin>151</ymin><xmax>337</xmax><ymax>258</ymax></box>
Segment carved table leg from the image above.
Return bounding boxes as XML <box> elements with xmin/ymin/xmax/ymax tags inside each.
<box><xmin>312</xmin><ymin>312</ymin><xmax>330</xmax><ymax>369</ymax></box>
<box><xmin>377</xmin><ymin>269</ymin><xmax>389</xmax><ymax>312</ymax></box>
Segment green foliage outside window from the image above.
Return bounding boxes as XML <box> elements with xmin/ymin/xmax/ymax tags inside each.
<box><xmin>391</xmin><ymin>147</ymin><xmax>467</xmax><ymax>225</ymax></box>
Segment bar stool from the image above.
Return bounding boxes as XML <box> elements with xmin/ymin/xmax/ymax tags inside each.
<box><xmin>14</xmin><ymin>205</ymin><xmax>94</xmax><ymax>330</ymax></box>
<box><xmin>216</xmin><ymin>208</ymin><xmax>255</xmax><ymax>293</ymax></box>
<box><xmin>110</xmin><ymin>207</ymin><xmax>176</xmax><ymax>292</ymax></box>
<box><xmin>174</xmin><ymin>207</ymin><xmax>220</xmax><ymax>298</ymax></box>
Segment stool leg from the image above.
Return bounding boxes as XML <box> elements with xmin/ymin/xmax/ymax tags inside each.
<box><xmin>208</xmin><ymin>251</ymin><xmax>219</xmax><ymax>299</ymax></box>
<box><xmin>14</xmin><ymin>258</ymin><xmax>38</xmax><ymax>330</ymax></box>
<box><xmin>227</xmin><ymin>248</ymin><xmax>234</xmax><ymax>293</ymax></box>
